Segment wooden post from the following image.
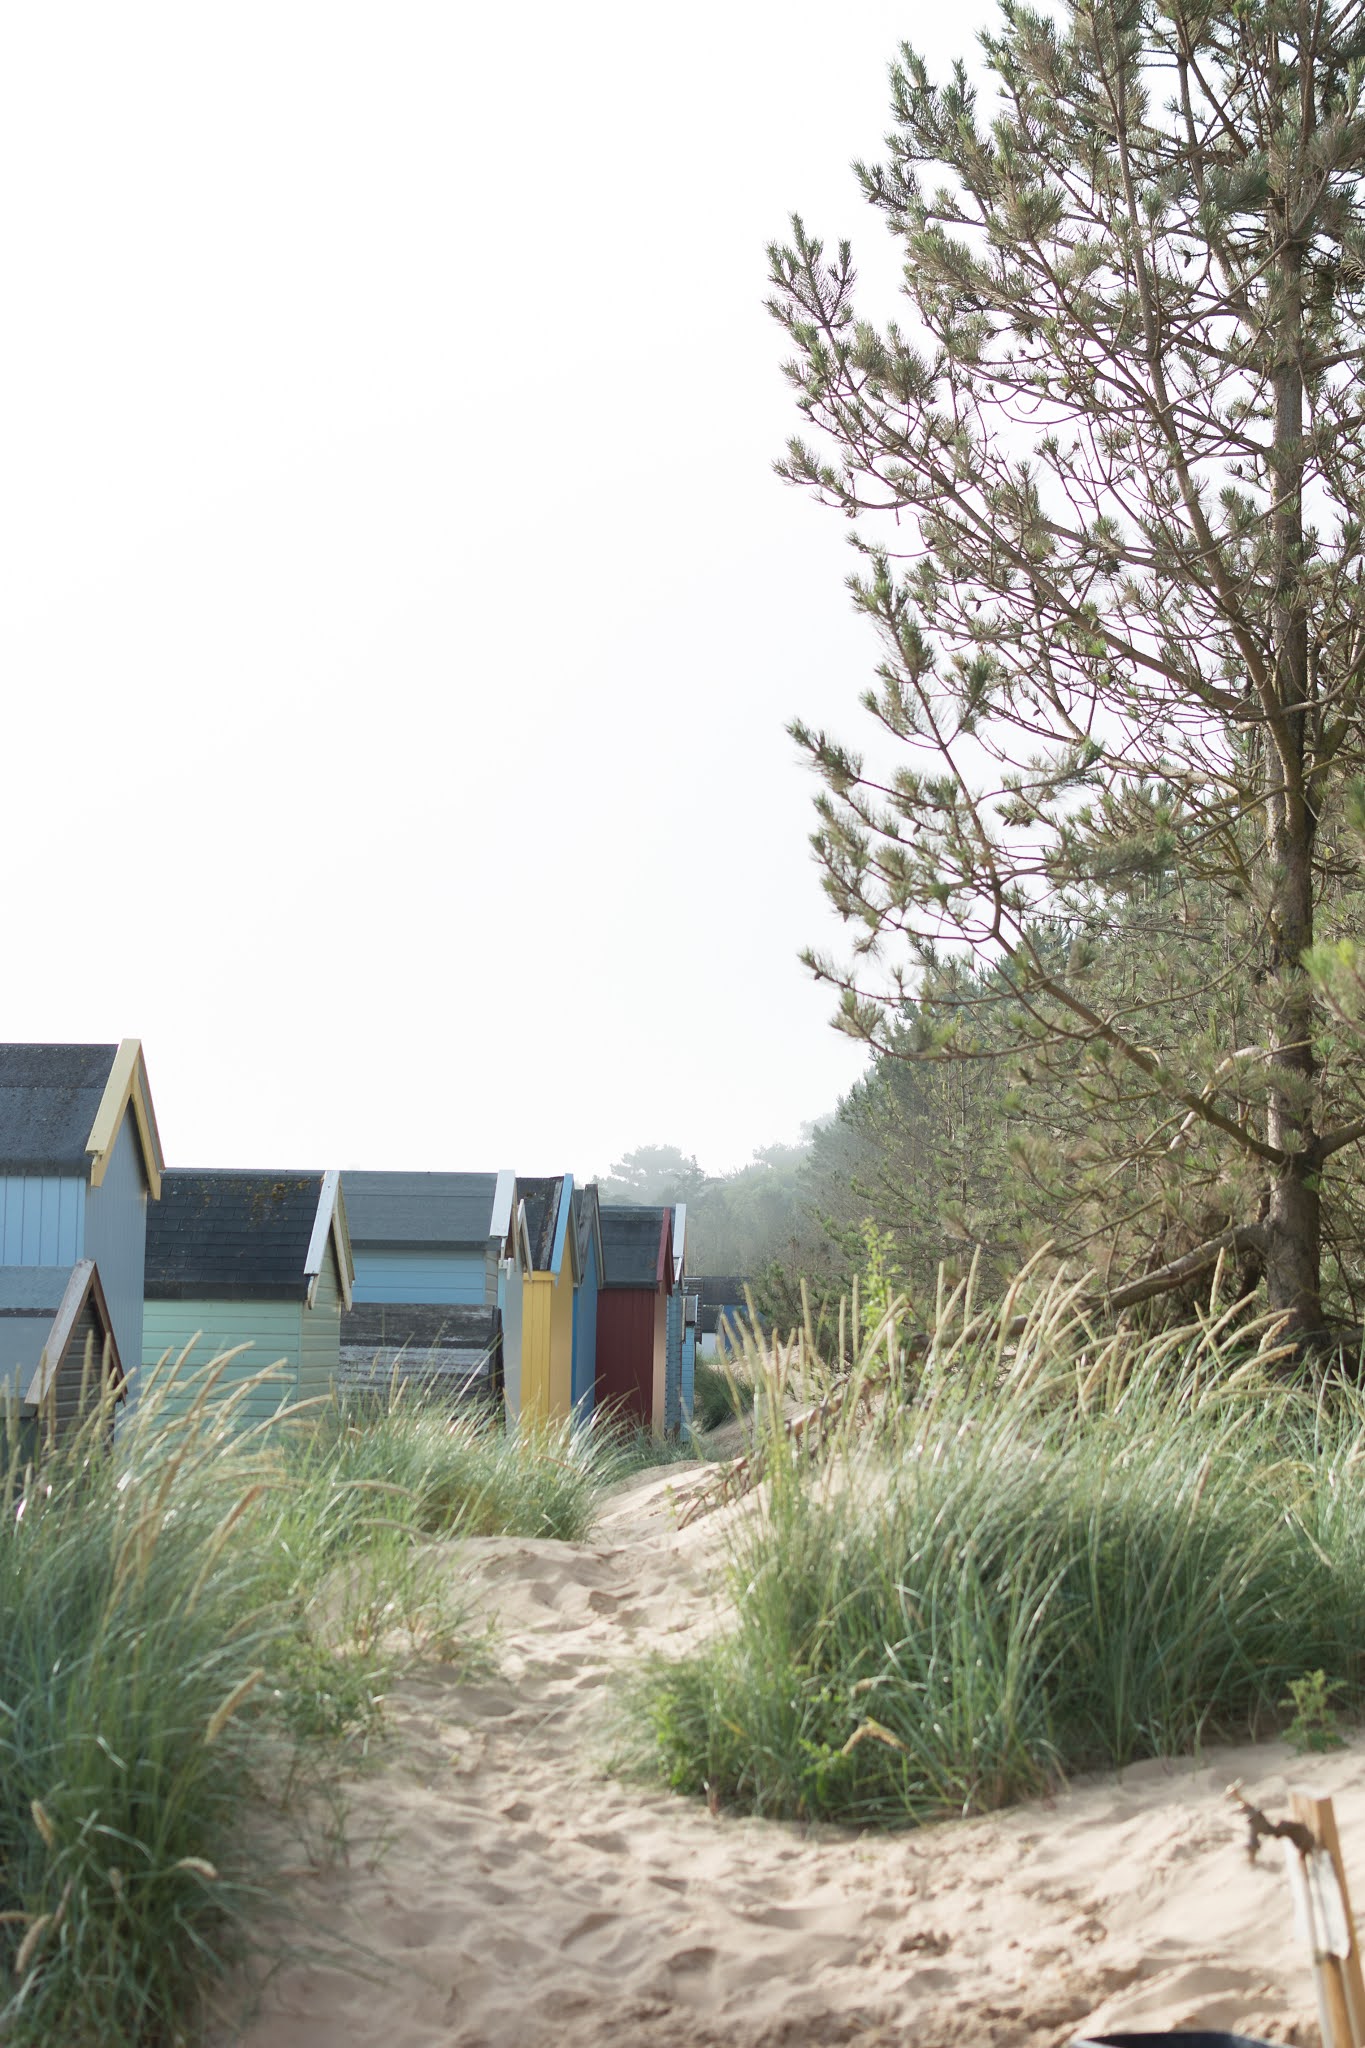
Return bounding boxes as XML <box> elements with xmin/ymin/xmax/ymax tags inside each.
<box><xmin>1291</xmin><ymin>1790</ymin><xmax>1365</xmax><ymax>2048</ymax></box>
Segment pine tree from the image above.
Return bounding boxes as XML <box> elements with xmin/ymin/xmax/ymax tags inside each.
<box><xmin>773</xmin><ymin>0</ymin><xmax>1365</xmax><ymax>1335</ymax></box>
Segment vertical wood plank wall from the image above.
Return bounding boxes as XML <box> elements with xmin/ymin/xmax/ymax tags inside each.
<box><xmin>596</xmin><ymin>1290</ymin><xmax>658</xmax><ymax>1429</ymax></box>
<box><xmin>571</xmin><ymin>1237</ymin><xmax>598</xmax><ymax>1418</ymax></box>
<box><xmin>0</xmin><ymin>1177</ymin><xmax>84</xmax><ymax>1266</ymax></box>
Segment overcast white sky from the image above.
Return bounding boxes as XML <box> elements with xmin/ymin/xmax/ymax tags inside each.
<box><xmin>0</xmin><ymin>2</ymin><xmax>993</xmax><ymax>1179</ymax></box>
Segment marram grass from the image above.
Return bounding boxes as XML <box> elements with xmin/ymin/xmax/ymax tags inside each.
<box><xmin>0</xmin><ymin>1357</ymin><xmax>619</xmax><ymax>2046</ymax></box>
<box><xmin>633</xmin><ymin>1264</ymin><xmax>1365</xmax><ymax>1826</ymax></box>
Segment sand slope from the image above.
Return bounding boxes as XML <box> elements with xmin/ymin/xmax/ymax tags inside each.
<box><xmin>230</xmin><ymin>1463</ymin><xmax>1352</xmax><ymax>2047</ymax></box>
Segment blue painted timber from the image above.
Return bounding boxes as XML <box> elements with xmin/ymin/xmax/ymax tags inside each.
<box><xmin>681</xmin><ymin>1314</ymin><xmax>696</xmax><ymax>1427</ymax></box>
<box><xmin>83</xmin><ymin>1110</ymin><xmax>149</xmax><ymax>1391</ymax></box>
<box><xmin>351</xmin><ymin>1247</ymin><xmax>489</xmax><ymax>1306</ymax></box>
<box><xmin>0</xmin><ymin>1177</ymin><xmax>85</xmax><ymax>1266</ymax></box>
<box><xmin>571</xmin><ymin>1221</ymin><xmax>599</xmax><ymax>1420</ymax></box>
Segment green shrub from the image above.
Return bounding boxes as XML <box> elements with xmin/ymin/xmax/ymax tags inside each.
<box><xmin>634</xmin><ymin>1272</ymin><xmax>1365</xmax><ymax>1826</ymax></box>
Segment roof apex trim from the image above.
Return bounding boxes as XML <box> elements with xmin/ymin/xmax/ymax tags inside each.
<box><xmin>549</xmin><ymin>1172</ymin><xmax>575</xmax><ymax>1279</ymax></box>
<box><xmin>86</xmin><ymin>1040</ymin><xmax>164</xmax><ymax>1199</ymax></box>
<box><xmin>490</xmin><ymin>1168</ymin><xmax>516</xmax><ymax>1241</ymax></box>
<box><xmin>305</xmin><ymin>1170</ymin><xmax>355</xmax><ymax>1311</ymax></box>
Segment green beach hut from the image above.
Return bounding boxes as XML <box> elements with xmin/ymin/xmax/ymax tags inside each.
<box><xmin>143</xmin><ymin>1168</ymin><xmax>354</xmax><ymax>1428</ymax></box>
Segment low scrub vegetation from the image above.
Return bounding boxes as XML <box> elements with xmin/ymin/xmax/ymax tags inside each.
<box><xmin>635</xmin><ymin>1263</ymin><xmax>1365</xmax><ymax>1827</ymax></box>
<box><xmin>0</xmin><ymin>1361</ymin><xmax>618</xmax><ymax>2045</ymax></box>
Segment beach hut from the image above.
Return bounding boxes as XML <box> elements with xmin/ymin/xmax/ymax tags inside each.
<box><xmin>501</xmin><ymin>1175</ymin><xmax>580</xmax><ymax>1426</ymax></box>
<box><xmin>0</xmin><ymin>1040</ymin><xmax>163</xmax><ymax>1428</ymax></box>
<box><xmin>596</xmin><ymin>1204</ymin><xmax>674</xmax><ymax>1432</ymax></box>
<box><xmin>341</xmin><ymin>1170</ymin><xmax>513</xmax><ymax>1411</ymax></box>
<box><xmin>143</xmin><ymin>1169</ymin><xmax>354</xmax><ymax>1428</ymax></box>
<box><xmin>570</xmin><ymin>1183</ymin><xmax>603</xmax><ymax>1420</ymax></box>
<box><xmin>696</xmin><ymin>1275</ymin><xmax>752</xmax><ymax>1358</ymax></box>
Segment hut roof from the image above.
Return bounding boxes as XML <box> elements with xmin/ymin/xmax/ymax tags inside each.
<box><xmin>343</xmin><ymin>1171</ymin><xmax>501</xmax><ymax>1248</ymax></box>
<box><xmin>145</xmin><ymin>1170</ymin><xmax>352</xmax><ymax>1305</ymax></box>
<box><xmin>599</xmin><ymin>1205</ymin><xmax>671</xmax><ymax>1289</ymax></box>
<box><xmin>0</xmin><ymin>1040</ymin><xmax>163</xmax><ymax>1194</ymax></box>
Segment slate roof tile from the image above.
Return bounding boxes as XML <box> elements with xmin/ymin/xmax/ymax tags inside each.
<box><xmin>0</xmin><ymin>1044</ymin><xmax>118</xmax><ymax>1176</ymax></box>
<box><xmin>145</xmin><ymin>1171</ymin><xmax>325</xmax><ymax>1302</ymax></box>
<box><xmin>343</xmin><ymin>1172</ymin><xmax>498</xmax><ymax>1248</ymax></box>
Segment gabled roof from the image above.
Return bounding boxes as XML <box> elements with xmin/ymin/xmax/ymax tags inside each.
<box><xmin>513</xmin><ymin>1175</ymin><xmax>577</xmax><ymax>1278</ymax></box>
<box><xmin>342</xmin><ymin>1171</ymin><xmax>501</xmax><ymax>1248</ymax></box>
<box><xmin>23</xmin><ymin>1259</ymin><xmax>125</xmax><ymax>1409</ymax></box>
<box><xmin>696</xmin><ymin>1274</ymin><xmax>751</xmax><ymax>1306</ymax></box>
<box><xmin>671</xmin><ymin>1203</ymin><xmax>687</xmax><ymax>1288</ymax></box>
<box><xmin>145</xmin><ymin>1170</ymin><xmax>352</xmax><ymax>1304</ymax></box>
<box><xmin>0</xmin><ymin>1040</ymin><xmax>163</xmax><ymax>1196</ymax></box>
<box><xmin>599</xmin><ymin>1205</ymin><xmax>672</xmax><ymax>1289</ymax></box>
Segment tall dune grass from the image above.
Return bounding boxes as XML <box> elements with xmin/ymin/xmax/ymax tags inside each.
<box><xmin>635</xmin><ymin>1265</ymin><xmax>1365</xmax><ymax>1826</ymax></box>
<box><xmin>0</xmin><ymin>1357</ymin><xmax>618</xmax><ymax>2044</ymax></box>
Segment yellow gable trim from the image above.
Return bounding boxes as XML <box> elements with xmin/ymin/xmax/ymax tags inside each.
<box><xmin>86</xmin><ymin>1039</ymin><xmax>165</xmax><ymax>1200</ymax></box>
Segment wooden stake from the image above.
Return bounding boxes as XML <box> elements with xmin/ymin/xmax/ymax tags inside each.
<box><xmin>1291</xmin><ymin>1791</ymin><xmax>1365</xmax><ymax>2048</ymax></box>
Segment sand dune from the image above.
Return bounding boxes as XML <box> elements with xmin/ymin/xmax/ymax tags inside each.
<box><xmin>228</xmin><ymin>1463</ymin><xmax>1350</xmax><ymax>2047</ymax></box>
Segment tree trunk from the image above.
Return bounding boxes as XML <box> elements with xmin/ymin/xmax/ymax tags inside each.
<box><xmin>1263</xmin><ymin>162</ymin><xmax>1322</xmax><ymax>1336</ymax></box>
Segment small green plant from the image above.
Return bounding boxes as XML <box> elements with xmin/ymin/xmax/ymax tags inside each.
<box><xmin>1281</xmin><ymin>1670</ymin><xmax>1346</xmax><ymax>1754</ymax></box>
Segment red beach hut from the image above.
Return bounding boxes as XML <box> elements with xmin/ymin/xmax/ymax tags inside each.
<box><xmin>595</xmin><ymin>1205</ymin><xmax>674</xmax><ymax>1431</ymax></box>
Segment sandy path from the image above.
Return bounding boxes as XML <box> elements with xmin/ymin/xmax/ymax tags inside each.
<box><xmin>231</xmin><ymin>1464</ymin><xmax>1353</xmax><ymax>2047</ymax></box>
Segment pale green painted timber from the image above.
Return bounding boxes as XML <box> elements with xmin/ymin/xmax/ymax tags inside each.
<box><xmin>298</xmin><ymin>1238</ymin><xmax>343</xmax><ymax>1410</ymax></box>
<box><xmin>142</xmin><ymin>1298</ymin><xmax>304</xmax><ymax>1429</ymax></box>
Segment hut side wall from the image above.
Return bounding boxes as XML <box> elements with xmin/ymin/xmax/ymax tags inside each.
<box><xmin>571</xmin><ymin>1234</ymin><xmax>598</xmax><ymax>1419</ymax></box>
<box><xmin>298</xmin><ymin>1238</ymin><xmax>344</xmax><ymax>1409</ymax></box>
<box><xmin>84</xmin><ymin>1113</ymin><xmax>149</xmax><ymax>1392</ymax></box>
<box><xmin>143</xmin><ymin>1300</ymin><xmax>303</xmax><ymax>1428</ymax></box>
<box><xmin>548</xmin><ymin>1262</ymin><xmax>574</xmax><ymax>1422</ymax></box>
<box><xmin>651</xmin><ymin>1291</ymin><xmax>668</xmax><ymax>1434</ymax></box>
<box><xmin>501</xmin><ymin>1262</ymin><xmax>524</xmax><ymax>1420</ymax></box>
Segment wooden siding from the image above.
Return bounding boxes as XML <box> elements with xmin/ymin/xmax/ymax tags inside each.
<box><xmin>681</xmin><ymin>1322</ymin><xmax>696</xmax><ymax>1427</ymax></box>
<box><xmin>351</xmin><ymin>1246</ymin><xmax>491</xmax><ymax>1306</ymax></box>
<box><xmin>549</xmin><ymin>1264</ymin><xmax>574</xmax><ymax>1421</ymax></box>
<box><xmin>519</xmin><ymin>1275</ymin><xmax>552</xmax><ymax>1424</ymax></box>
<box><xmin>0</xmin><ymin>1316</ymin><xmax>50</xmax><ymax>1399</ymax></box>
<box><xmin>665</xmin><ymin>1291</ymin><xmax>682</xmax><ymax>1435</ymax></box>
<box><xmin>46</xmin><ymin>1306</ymin><xmax>117</xmax><ymax>1440</ymax></box>
<box><xmin>596</xmin><ymin>1289</ymin><xmax>658</xmax><ymax>1429</ymax></box>
<box><xmin>84</xmin><ymin>1112</ymin><xmax>148</xmax><ymax>1389</ymax></box>
<box><xmin>298</xmin><ymin>1236</ymin><xmax>343</xmax><ymax>1409</ymax></box>
<box><xmin>0</xmin><ymin>1176</ymin><xmax>85</xmax><ymax>1266</ymax></box>
<box><xmin>651</xmin><ymin>1290</ymin><xmax>668</xmax><ymax>1433</ymax></box>
<box><xmin>143</xmin><ymin>1299</ymin><xmax>303</xmax><ymax>1429</ymax></box>
<box><xmin>571</xmin><ymin>1233</ymin><xmax>598</xmax><ymax>1418</ymax></box>
<box><xmin>501</xmin><ymin>1260</ymin><xmax>523</xmax><ymax>1418</ymax></box>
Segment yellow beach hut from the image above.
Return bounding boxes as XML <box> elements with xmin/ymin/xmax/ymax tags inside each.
<box><xmin>503</xmin><ymin>1175</ymin><xmax>579</xmax><ymax>1426</ymax></box>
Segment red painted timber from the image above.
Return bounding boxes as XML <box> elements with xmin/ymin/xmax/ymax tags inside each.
<box><xmin>596</xmin><ymin>1287</ymin><xmax>660</xmax><ymax>1428</ymax></box>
